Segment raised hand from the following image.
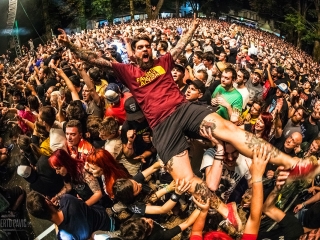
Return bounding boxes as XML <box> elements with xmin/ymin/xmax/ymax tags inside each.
<box><xmin>200</xmin><ymin>125</ymin><xmax>223</xmax><ymax>148</ymax></box>
<box><xmin>230</xmin><ymin>108</ymin><xmax>241</xmax><ymax>123</ymax></box>
<box><xmin>250</xmin><ymin>144</ymin><xmax>271</xmax><ymax>181</ymax></box>
<box><xmin>57</xmin><ymin>28</ymin><xmax>69</xmax><ymax>46</ymax></box>
<box><xmin>191</xmin><ymin>13</ymin><xmax>200</xmax><ymax>29</ymax></box>
<box><xmin>192</xmin><ymin>196</ymin><xmax>210</xmax><ymax>211</ymax></box>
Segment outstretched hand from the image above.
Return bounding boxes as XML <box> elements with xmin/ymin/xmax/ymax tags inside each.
<box><xmin>250</xmin><ymin>144</ymin><xmax>271</xmax><ymax>180</ymax></box>
<box><xmin>191</xmin><ymin>13</ymin><xmax>200</xmax><ymax>29</ymax></box>
<box><xmin>57</xmin><ymin>28</ymin><xmax>70</xmax><ymax>46</ymax></box>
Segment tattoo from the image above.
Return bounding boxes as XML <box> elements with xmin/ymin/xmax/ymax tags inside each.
<box><xmin>244</xmin><ymin>132</ymin><xmax>279</xmax><ymax>158</ymax></box>
<box><xmin>200</xmin><ymin>119</ymin><xmax>217</xmax><ymax>134</ymax></box>
<box><xmin>210</xmin><ymin>192</ymin><xmax>222</xmax><ymax>209</ymax></box>
<box><xmin>176</xmin><ymin>150</ymin><xmax>187</xmax><ymax>157</ymax></box>
<box><xmin>194</xmin><ymin>182</ymin><xmax>212</xmax><ymax>202</ymax></box>
<box><xmin>166</xmin><ymin>158</ymin><xmax>174</xmax><ymax>173</ymax></box>
<box><xmin>171</xmin><ymin>27</ymin><xmax>197</xmax><ymax>61</ymax></box>
<box><xmin>67</xmin><ymin>42</ymin><xmax>112</xmax><ymax>69</ymax></box>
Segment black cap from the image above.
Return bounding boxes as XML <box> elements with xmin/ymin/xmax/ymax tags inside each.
<box><xmin>186</xmin><ymin>79</ymin><xmax>206</xmax><ymax>94</ymax></box>
<box><xmin>124</xmin><ymin>96</ymin><xmax>144</xmax><ymax>121</ymax></box>
<box><xmin>173</xmin><ymin>63</ymin><xmax>185</xmax><ymax>73</ymax></box>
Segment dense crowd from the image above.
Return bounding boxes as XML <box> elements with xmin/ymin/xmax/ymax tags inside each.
<box><xmin>1</xmin><ymin>17</ymin><xmax>320</xmax><ymax>240</ymax></box>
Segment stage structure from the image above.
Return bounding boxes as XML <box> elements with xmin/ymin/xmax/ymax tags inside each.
<box><xmin>5</xmin><ymin>0</ymin><xmax>21</xmax><ymax>57</ymax></box>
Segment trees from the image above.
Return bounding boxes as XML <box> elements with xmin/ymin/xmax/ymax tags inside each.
<box><xmin>146</xmin><ymin>0</ymin><xmax>165</xmax><ymax>19</ymax></box>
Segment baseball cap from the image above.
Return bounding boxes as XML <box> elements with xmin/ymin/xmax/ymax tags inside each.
<box><xmin>277</xmin><ymin>83</ymin><xmax>288</xmax><ymax>93</ymax></box>
<box><xmin>215</xmin><ymin>62</ymin><xmax>228</xmax><ymax>74</ymax></box>
<box><xmin>17</xmin><ymin>165</ymin><xmax>31</xmax><ymax>178</ymax></box>
<box><xmin>124</xmin><ymin>96</ymin><xmax>144</xmax><ymax>121</ymax></box>
<box><xmin>254</xmin><ymin>69</ymin><xmax>263</xmax><ymax>77</ymax></box>
<box><xmin>173</xmin><ymin>63</ymin><xmax>185</xmax><ymax>73</ymax></box>
<box><xmin>186</xmin><ymin>79</ymin><xmax>206</xmax><ymax>94</ymax></box>
<box><xmin>105</xmin><ymin>83</ymin><xmax>120</xmax><ymax>103</ymax></box>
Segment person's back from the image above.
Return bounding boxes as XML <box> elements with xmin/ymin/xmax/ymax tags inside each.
<box><xmin>58</xmin><ymin>194</ymin><xmax>113</xmax><ymax>239</ymax></box>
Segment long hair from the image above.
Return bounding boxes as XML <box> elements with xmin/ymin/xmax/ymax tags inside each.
<box><xmin>87</xmin><ymin>149</ymin><xmax>129</xmax><ymax>198</ymax></box>
<box><xmin>48</xmin><ymin>149</ymin><xmax>84</xmax><ymax>183</ymax></box>
<box><xmin>252</xmin><ymin>112</ymin><xmax>273</xmax><ymax>141</ymax></box>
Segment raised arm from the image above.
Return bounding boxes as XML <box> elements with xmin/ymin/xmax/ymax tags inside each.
<box><xmin>55</xmin><ymin>68</ymin><xmax>80</xmax><ymax>101</ymax></box>
<box><xmin>145</xmin><ymin>179</ymin><xmax>190</xmax><ymax>215</ymax></box>
<box><xmin>244</xmin><ymin>144</ymin><xmax>270</xmax><ymax>235</ymax></box>
<box><xmin>262</xmin><ymin>167</ymin><xmax>288</xmax><ymax>223</ymax></box>
<box><xmin>57</xmin><ymin>28</ymin><xmax>112</xmax><ymax>69</ymax></box>
<box><xmin>170</xmin><ymin>16</ymin><xmax>200</xmax><ymax>61</ymax></box>
<box><xmin>75</xmin><ymin>62</ymin><xmax>101</xmax><ymax>106</ymax></box>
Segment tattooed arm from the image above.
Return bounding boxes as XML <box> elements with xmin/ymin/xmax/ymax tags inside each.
<box><xmin>170</xmin><ymin>16</ymin><xmax>200</xmax><ymax>61</ymax></box>
<box><xmin>57</xmin><ymin>28</ymin><xmax>112</xmax><ymax>69</ymax></box>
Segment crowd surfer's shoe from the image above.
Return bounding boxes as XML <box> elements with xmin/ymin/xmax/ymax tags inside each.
<box><xmin>289</xmin><ymin>157</ymin><xmax>319</xmax><ymax>179</ymax></box>
<box><xmin>226</xmin><ymin>202</ymin><xmax>243</xmax><ymax>232</ymax></box>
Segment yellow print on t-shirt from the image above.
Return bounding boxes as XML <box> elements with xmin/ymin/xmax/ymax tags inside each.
<box><xmin>136</xmin><ymin>66</ymin><xmax>166</xmax><ymax>87</ymax></box>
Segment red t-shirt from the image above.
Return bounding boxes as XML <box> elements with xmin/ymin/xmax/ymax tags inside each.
<box><xmin>105</xmin><ymin>92</ymin><xmax>132</xmax><ymax>124</ymax></box>
<box><xmin>112</xmin><ymin>53</ymin><xmax>186</xmax><ymax>129</ymax></box>
<box><xmin>189</xmin><ymin>233</ymin><xmax>257</xmax><ymax>240</ymax></box>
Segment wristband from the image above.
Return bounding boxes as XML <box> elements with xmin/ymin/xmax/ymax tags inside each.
<box><xmin>251</xmin><ymin>179</ymin><xmax>263</xmax><ymax>184</ymax></box>
<box><xmin>170</xmin><ymin>193</ymin><xmax>181</xmax><ymax>202</ymax></box>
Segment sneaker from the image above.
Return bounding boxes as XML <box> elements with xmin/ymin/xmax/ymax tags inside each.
<box><xmin>226</xmin><ymin>202</ymin><xmax>243</xmax><ymax>232</ymax></box>
<box><xmin>289</xmin><ymin>157</ymin><xmax>319</xmax><ymax>179</ymax></box>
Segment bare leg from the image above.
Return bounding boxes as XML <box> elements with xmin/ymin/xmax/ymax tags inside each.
<box><xmin>200</xmin><ymin>112</ymin><xmax>297</xmax><ymax>169</ymax></box>
<box><xmin>166</xmin><ymin>150</ymin><xmax>242</xmax><ymax>230</ymax></box>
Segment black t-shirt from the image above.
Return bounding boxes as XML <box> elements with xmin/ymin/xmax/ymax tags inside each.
<box><xmin>208</xmin><ymin>80</ymin><xmax>221</xmax><ymax>95</ymax></box>
<box><xmin>257</xmin><ymin>214</ymin><xmax>304</xmax><ymax>240</ymax></box>
<box><xmin>265</xmin><ymin>95</ymin><xmax>289</xmax><ymax>126</ymax></box>
<box><xmin>121</xmin><ymin>119</ymin><xmax>153</xmax><ymax>156</ymax></box>
<box><xmin>58</xmin><ymin>194</ymin><xmax>111</xmax><ymax>240</ymax></box>
<box><xmin>28</xmin><ymin>155</ymin><xmax>64</xmax><ymax>198</ymax></box>
<box><xmin>127</xmin><ymin>172</ymin><xmax>153</xmax><ymax>216</ymax></box>
<box><xmin>303</xmin><ymin>202</ymin><xmax>320</xmax><ymax>229</ymax></box>
<box><xmin>300</xmin><ymin>117</ymin><xmax>319</xmax><ymax>142</ymax></box>
<box><xmin>213</xmin><ymin>45</ymin><xmax>225</xmax><ymax>57</ymax></box>
<box><xmin>300</xmin><ymin>91</ymin><xmax>312</xmax><ymax>108</ymax></box>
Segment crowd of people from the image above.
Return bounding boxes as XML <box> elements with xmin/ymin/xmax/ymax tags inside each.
<box><xmin>1</xmin><ymin>16</ymin><xmax>320</xmax><ymax>239</ymax></box>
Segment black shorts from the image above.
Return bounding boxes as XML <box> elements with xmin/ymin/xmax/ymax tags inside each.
<box><xmin>152</xmin><ymin>102</ymin><xmax>214</xmax><ymax>163</ymax></box>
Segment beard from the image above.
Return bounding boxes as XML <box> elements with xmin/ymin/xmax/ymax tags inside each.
<box><xmin>136</xmin><ymin>55</ymin><xmax>154</xmax><ymax>70</ymax></box>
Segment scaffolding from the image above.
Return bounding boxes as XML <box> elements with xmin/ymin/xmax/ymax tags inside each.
<box><xmin>13</xmin><ymin>21</ymin><xmax>22</xmax><ymax>58</ymax></box>
<box><xmin>5</xmin><ymin>0</ymin><xmax>21</xmax><ymax>57</ymax></box>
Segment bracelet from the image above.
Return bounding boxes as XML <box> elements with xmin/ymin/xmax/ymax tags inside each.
<box><xmin>170</xmin><ymin>193</ymin><xmax>181</xmax><ymax>202</ymax></box>
<box><xmin>251</xmin><ymin>179</ymin><xmax>263</xmax><ymax>184</ymax></box>
<box><xmin>165</xmin><ymin>185</ymin><xmax>170</xmax><ymax>193</ymax></box>
<box><xmin>302</xmin><ymin>202</ymin><xmax>306</xmax><ymax>208</ymax></box>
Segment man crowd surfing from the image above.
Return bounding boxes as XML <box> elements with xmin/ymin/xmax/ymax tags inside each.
<box><xmin>1</xmin><ymin>15</ymin><xmax>320</xmax><ymax>239</ymax></box>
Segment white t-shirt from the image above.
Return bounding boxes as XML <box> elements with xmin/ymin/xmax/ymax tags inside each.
<box><xmin>200</xmin><ymin>150</ymin><xmax>251</xmax><ymax>203</ymax></box>
<box><xmin>234</xmin><ymin>85</ymin><xmax>250</xmax><ymax>109</ymax></box>
<box><xmin>218</xmin><ymin>154</ymin><xmax>252</xmax><ymax>202</ymax></box>
<box><xmin>50</xmin><ymin>121</ymin><xmax>67</xmax><ymax>152</ymax></box>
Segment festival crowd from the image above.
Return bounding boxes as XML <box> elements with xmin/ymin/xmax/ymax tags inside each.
<box><xmin>1</xmin><ymin>17</ymin><xmax>320</xmax><ymax>240</ymax></box>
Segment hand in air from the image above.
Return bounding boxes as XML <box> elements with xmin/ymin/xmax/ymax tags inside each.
<box><xmin>57</xmin><ymin>28</ymin><xmax>69</xmax><ymax>46</ymax></box>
